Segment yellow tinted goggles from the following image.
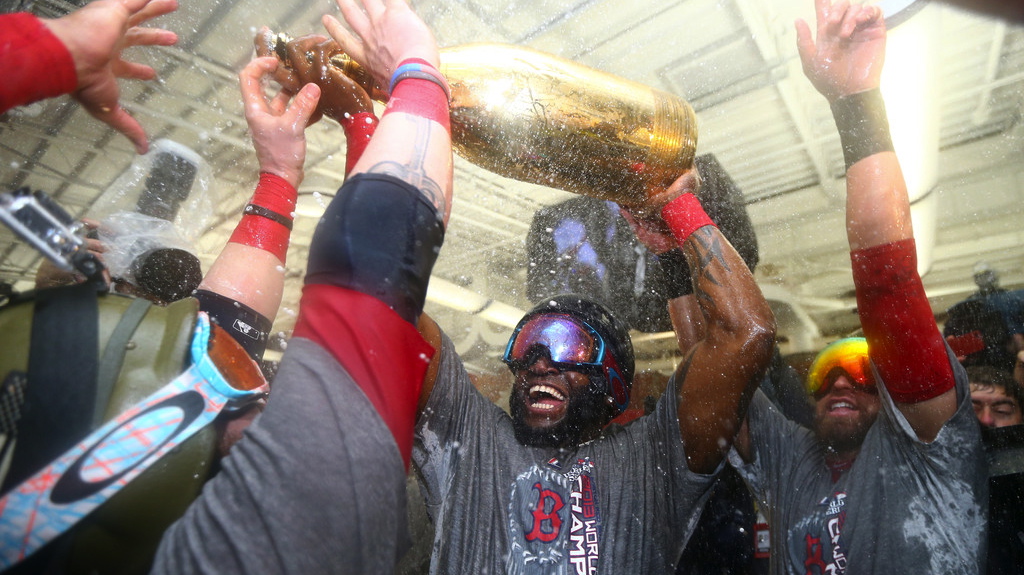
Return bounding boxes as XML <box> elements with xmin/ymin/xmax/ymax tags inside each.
<box><xmin>805</xmin><ymin>337</ymin><xmax>875</xmax><ymax>397</ymax></box>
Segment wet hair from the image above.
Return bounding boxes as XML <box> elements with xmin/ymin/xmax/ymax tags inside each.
<box><xmin>966</xmin><ymin>365</ymin><xmax>1024</xmax><ymax>407</ymax></box>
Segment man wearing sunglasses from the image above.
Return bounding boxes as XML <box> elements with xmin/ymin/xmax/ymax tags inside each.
<box><xmin>413</xmin><ymin>156</ymin><xmax>777</xmax><ymax>569</ymax></box>
<box><xmin>728</xmin><ymin>2</ymin><xmax>988</xmax><ymax>573</ymax></box>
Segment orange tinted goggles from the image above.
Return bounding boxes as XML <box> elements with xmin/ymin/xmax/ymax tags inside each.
<box><xmin>805</xmin><ymin>338</ymin><xmax>875</xmax><ymax>397</ymax></box>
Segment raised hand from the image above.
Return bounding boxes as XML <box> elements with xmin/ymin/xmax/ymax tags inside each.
<box><xmin>322</xmin><ymin>0</ymin><xmax>442</xmax><ymax>91</ymax></box>
<box><xmin>795</xmin><ymin>0</ymin><xmax>886</xmax><ymax>101</ymax></box>
<box><xmin>238</xmin><ymin>57</ymin><xmax>321</xmax><ymax>188</ymax></box>
<box><xmin>42</xmin><ymin>0</ymin><xmax>179</xmax><ymax>154</ymax></box>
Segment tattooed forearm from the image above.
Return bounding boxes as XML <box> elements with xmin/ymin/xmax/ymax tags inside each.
<box><xmin>686</xmin><ymin>227</ymin><xmax>731</xmax><ymax>284</ymax></box>
<box><xmin>686</xmin><ymin>227</ymin><xmax>732</xmax><ymax>309</ymax></box>
<box><xmin>364</xmin><ymin>160</ymin><xmax>447</xmax><ymax>213</ymax></box>
<box><xmin>364</xmin><ymin>114</ymin><xmax>448</xmax><ymax>214</ymax></box>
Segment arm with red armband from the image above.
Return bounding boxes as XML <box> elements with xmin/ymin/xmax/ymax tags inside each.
<box><xmin>283</xmin><ymin>0</ymin><xmax>453</xmax><ymax>467</ymax></box>
<box><xmin>194</xmin><ymin>57</ymin><xmax>320</xmax><ymax>362</ymax></box>
<box><xmin>796</xmin><ymin>2</ymin><xmax>957</xmax><ymax>439</ymax></box>
<box><xmin>620</xmin><ymin>173</ymin><xmax>776</xmax><ymax>474</ymax></box>
<box><xmin>0</xmin><ymin>0</ymin><xmax>178</xmax><ymax>154</ymax></box>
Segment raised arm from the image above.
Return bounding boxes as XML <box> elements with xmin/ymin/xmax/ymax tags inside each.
<box><xmin>318</xmin><ymin>0</ymin><xmax>454</xmax><ymax>414</ymax></box>
<box><xmin>195</xmin><ymin>57</ymin><xmax>319</xmax><ymax>361</ymax></box>
<box><xmin>324</xmin><ymin>0</ymin><xmax>453</xmax><ymax>223</ymax></box>
<box><xmin>798</xmin><ymin>0</ymin><xmax>957</xmax><ymax>440</ymax></box>
<box><xmin>1</xmin><ymin>0</ymin><xmax>179</xmax><ymax>153</ymax></box>
<box><xmin>623</xmin><ymin>172</ymin><xmax>776</xmax><ymax>474</ymax></box>
<box><xmin>293</xmin><ymin>0</ymin><xmax>452</xmax><ymax>463</ymax></box>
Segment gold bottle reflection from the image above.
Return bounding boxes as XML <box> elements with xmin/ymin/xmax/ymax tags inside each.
<box><xmin>268</xmin><ymin>33</ymin><xmax>698</xmax><ymax>205</ymax></box>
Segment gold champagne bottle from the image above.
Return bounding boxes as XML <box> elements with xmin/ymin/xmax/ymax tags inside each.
<box><xmin>270</xmin><ymin>34</ymin><xmax>698</xmax><ymax>205</ymax></box>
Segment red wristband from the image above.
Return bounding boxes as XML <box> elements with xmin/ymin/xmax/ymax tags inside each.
<box><xmin>228</xmin><ymin>173</ymin><xmax>297</xmax><ymax>263</ymax></box>
<box><xmin>382</xmin><ymin>59</ymin><xmax>450</xmax><ymax>133</ymax></box>
<box><xmin>851</xmin><ymin>238</ymin><xmax>955</xmax><ymax>403</ymax></box>
<box><xmin>341</xmin><ymin>111</ymin><xmax>379</xmax><ymax>176</ymax></box>
<box><xmin>0</xmin><ymin>13</ymin><xmax>77</xmax><ymax>114</ymax></box>
<box><xmin>661</xmin><ymin>193</ymin><xmax>715</xmax><ymax>246</ymax></box>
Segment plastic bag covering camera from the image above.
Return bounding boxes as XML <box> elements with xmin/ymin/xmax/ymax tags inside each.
<box><xmin>89</xmin><ymin>140</ymin><xmax>211</xmax><ymax>282</ymax></box>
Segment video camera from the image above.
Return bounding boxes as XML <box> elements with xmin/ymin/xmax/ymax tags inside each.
<box><xmin>0</xmin><ymin>188</ymin><xmax>107</xmax><ymax>286</ymax></box>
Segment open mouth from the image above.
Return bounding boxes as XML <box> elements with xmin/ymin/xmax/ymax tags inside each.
<box><xmin>527</xmin><ymin>384</ymin><xmax>567</xmax><ymax>412</ymax></box>
<box><xmin>828</xmin><ymin>400</ymin><xmax>856</xmax><ymax>414</ymax></box>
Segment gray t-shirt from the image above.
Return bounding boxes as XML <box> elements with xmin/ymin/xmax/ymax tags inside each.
<box><xmin>730</xmin><ymin>350</ymin><xmax>988</xmax><ymax>574</ymax></box>
<box><xmin>152</xmin><ymin>338</ymin><xmax>409</xmax><ymax>574</ymax></box>
<box><xmin>412</xmin><ymin>333</ymin><xmax>716</xmax><ymax>574</ymax></box>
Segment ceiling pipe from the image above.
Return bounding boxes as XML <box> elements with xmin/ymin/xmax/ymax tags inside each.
<box><xmin>971</xmin><ymin>20</ymin><xmax>1007</xmax><ymax>126</ymax></box>
<box><xmin>426</xmin><ymin>276</ymin><xmax>526</xmax><ymax>328</ymax></box>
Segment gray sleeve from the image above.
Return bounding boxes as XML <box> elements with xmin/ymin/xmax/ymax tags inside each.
<box><xmin>874</xmin><ymin>341</ymin><xmax>984</xmax><ymax>463</ymax></box>
<box><xmin>728</xmin><ymin>389</ymin><xmax>819</xmax><ymax>507</ymax></box>
<box><xmin>416</xmin><ymin>332</ymin><xmax>496</xmax><ymax>430</ymax></box>
<box><xmin>151</xmin><ymin>338</ymin><xmax>409</xmax><ymax>575</ymax></box>
<box><xmin>412</xmin><ymin>332</ymin><xmax>504</xmax><ymax>515</ymax></box>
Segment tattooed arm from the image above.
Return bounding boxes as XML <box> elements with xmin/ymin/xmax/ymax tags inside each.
<box><xmin>356</xmin><ymin>113</ymin><xmax>450</xmax><ymax>220</ymax></box>
<box><xmin>623</xmin><ymin>171</ymin><xmax>775</xmax><ymax>474</ymax></box>
<box><xmin>324</xmin><ymin>0</ymin><xmax>453</xmax><ymax>225</ymax></box>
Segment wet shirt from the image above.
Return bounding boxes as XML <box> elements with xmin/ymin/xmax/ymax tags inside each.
<box><xmin>152</xmin><ymin>338</ymin><xmax>411</xmax><ymax>574</ymax></box>
<box><xmin>730</xmin><ymin>351</ymin><xmax>987</xmax><ymax>575</ymax></box>
<box><xmin>412</xmin><ymin>333</ymin><xmax>716</xmax><ymax>574</ymax></box>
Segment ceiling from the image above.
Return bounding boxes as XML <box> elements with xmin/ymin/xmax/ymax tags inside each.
<box><xmin>1</xmin><ymin>0</ymin><xmax>1022</xmax><ymax>376</ymax></box>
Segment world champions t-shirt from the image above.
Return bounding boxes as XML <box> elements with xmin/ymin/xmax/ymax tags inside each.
<box><xmin>413</xmin><ymin>332</ymin><xmax>717</xmax><ymax>574</ymax></box>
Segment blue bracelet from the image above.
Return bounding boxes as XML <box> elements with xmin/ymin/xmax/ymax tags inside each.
<box><xmin>389</xmin><ymin>63</ymin><xmax>451</xmax><ymax>102</ymax></box>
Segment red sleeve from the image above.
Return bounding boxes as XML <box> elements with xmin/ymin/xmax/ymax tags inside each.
<box><xmin>292</xmin><ymin>284</ymin><xmax>434</xmax><ymax>469</ymax></box>
<box><xmin>0</xmin><ymin>13</ymin><xmax>77</xmax><ymax>114</ymax></box>
<box><xmin>341</xmin><ymin>111</ymin><xmax>378</xmax><ymax>176</ymax></box>
<box><xmin>851</xmin><ymin>238</ymin><xmax>955</xmax><ymax>403</ymax></box>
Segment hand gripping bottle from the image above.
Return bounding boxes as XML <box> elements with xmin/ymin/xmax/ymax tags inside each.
<box><xmin>265</xmin><ymin>33</ymin><xmax>698</xmax><ymax>206</ymax></box>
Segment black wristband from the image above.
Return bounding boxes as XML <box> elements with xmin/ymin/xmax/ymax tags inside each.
<box><xmin>656</xmin><ymin>248</ymin><xmax>693</xmax><ymax>299</ymax></box>
<box><xmin>244</xmin><ymin>203</ymin><xmax>293</xmax><ymax>230</ymax></box>
<box><xmin>830</xmin><ymin>88</ymin><xmax>894</xmax><ymax>171</ymax></box>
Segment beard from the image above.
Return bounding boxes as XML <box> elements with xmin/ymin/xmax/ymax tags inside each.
<box><xmin>813</xmin><ymin>411</ymin><xmax>876</xmax><ymax>456</ymax></box>
<box><xmin>509</xmin><ymin>381</ymin><xmax>612</xmax><ymax>449</ymax></box>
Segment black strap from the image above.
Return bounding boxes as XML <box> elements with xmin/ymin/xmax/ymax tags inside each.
<box><xmin>92</xmin><ymin>297</ymin><xmax>152</xmax><ymax>426</ymax></box>
<box><xmin>244</xmin><ymin>203</ymin><xmax>293</xmax><ymax>230</ymax></box>
<box><xmin>1</xmin><ymin>283</ymin><xmax>99</xmax><ymax>494</ymax></box>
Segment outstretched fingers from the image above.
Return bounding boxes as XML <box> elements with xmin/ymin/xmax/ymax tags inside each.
<box><xmin>85</xmin><ymin>101</ymin><xmax>148</xmax><ymax>154</ymax></box>
<box><xmin>283</xmin><ymin>83</ymin><xmax>321</xmax><ymax>127</ymax></box>
<box><xmin>112</xmin><ymin>59</ymin><xmax>157</xmax><ymax>80</ymax></box>
<box><xmin>125</xmin><ymin>0</ymin><xmax>178</xmax><ymax>28</ymax></box>
<box><xmin>123</xmin><ymin>26</ymin><xmax>178</xmax><ymax>49</ymax></box>
<box><xmin>794</xmin><ymin>17</ymin><xmax>815</xmax><ymax>66</ymax></box>
<box><xmin>323</xmin><ymin>13</ymin><xmax>366</xmax><ymax>66</ymax></box>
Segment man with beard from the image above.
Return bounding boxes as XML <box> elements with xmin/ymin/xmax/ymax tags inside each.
<box><xmin>412</xmin><ymin>169</ymin><xmax>777</xmax><ymax>571</ymax></box>
<box><xmin>729</xmin><ymin>1</ymin><xmax>988</xmax><ymax>573</ymax></box>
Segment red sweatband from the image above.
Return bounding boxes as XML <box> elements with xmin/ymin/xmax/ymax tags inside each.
<box><xmin>0</xmin><ymin>13</ymin><xmax>77</xmax><ymax>114</ymax></box>
<box><xmin>851</xmin><ymin>238</ymin><xmax>955</xmax><ymax>403</ymax></box>
<box><xmin>293</xmin><ymin>284</ymin><xmax>434</xmax><ymax>469</ymax></box>
<box><xmin>382</xmin><ymin>59</ymin><xmax>450</xmax><ymax>133</ymax></box>
<box><xmin>661</xmin><ymin>193</ymin><xmax>716</xmax><ymax>246</ymax></box>
<box><xmin>341</xmin><ymin>111</ymin><xmax>379</xmax><ymax>176</ymax></box>
<box><xmin>228</xmin><ymin>172</ymin><xmax>296</xmax><ymax>263</ymax></box>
